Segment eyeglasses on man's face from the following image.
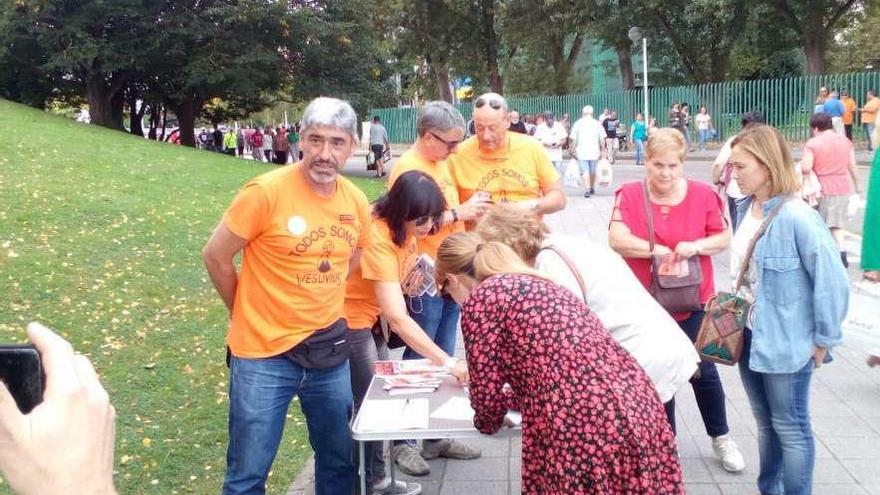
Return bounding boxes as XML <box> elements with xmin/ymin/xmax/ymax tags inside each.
<box><xmin>474</xmin><ymin>96</ymin><xmax>503</xmax><ymax>110</ymax></box>
<box><xmin>428</xmin><ymin>131</ymin><xmax>462</xmax><ymax>151</ymax></box>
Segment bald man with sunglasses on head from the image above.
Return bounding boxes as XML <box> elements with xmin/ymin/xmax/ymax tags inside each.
<box><xmin>446</xmin><ymin>93</ymin><xmax>566</xmax><ymax>221</ymax></box>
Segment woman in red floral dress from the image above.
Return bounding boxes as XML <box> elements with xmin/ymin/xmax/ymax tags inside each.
<box><xmin>436</xmin><ymin>233</ymin><xmax>683</xmax><ymax>494</ymax></box>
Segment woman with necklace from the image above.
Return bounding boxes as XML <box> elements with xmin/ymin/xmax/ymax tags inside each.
<box><xmin>728</xmin><ymin>125</ymin><xmax>848</xmax><ymax>495</ymax></box>
<box><xmin>609</xmin><ymin>128</ymin><xmax>745</xmax><ymax>473</ymax></box>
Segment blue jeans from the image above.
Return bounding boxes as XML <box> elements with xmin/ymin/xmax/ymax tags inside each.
<box><xmin>577</xmin><ymin>159</ymin><xmax>598</xmax><ymax>176</ymax></box>
<box><xmin>739</xmin><ymin>329</ymin><xmax>815</xmax><ymax>495</ymax></box>
<box><xmin>403</xmin><ymin>294</ymin><xmax>459</xmax><ymax>359</ymax></box>
<box><xmin>349</xmin><ymin>329</ymin><xmax>387</xmax><ymax>487</ymax></box>
<box><xmin>634</xmin><ymin>139</ymin><xmax>645</xmax><ymax>164</ymax></box>
<box><xmin>866</xmin><ymin>123</ymin><xmax>875</xmax><ymax>151</ymax></box>
<box><xmin>223</xmin><ymin>355</ymin><xmax>354</xmax><ymax>495</ymax></box>
<box><xmin>699</xmin><ymin>129</ymin><xmax>710</xmax><ymax>150</ymax></box>
<box><xmin>667</xmin><ymin>310</ymin><xmax>730</xmax><ymax>438</ymax></box>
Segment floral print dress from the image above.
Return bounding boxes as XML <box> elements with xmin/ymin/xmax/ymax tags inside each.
<box><xmin>461</xmin><ymin>273</ymin><xmax>683</xmax><ymax>494</ymax></box>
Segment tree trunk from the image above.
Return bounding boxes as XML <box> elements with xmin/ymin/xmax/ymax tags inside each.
<box><xmin>128</xmin><ymin>92</ymin><xmax>145</xmax><ymax>137</ymax></box>
<box><xmin>479</xmin><ymin>0</ymin><xmax>503</xmax><ymax>94</ymax></box>
<box><xmin>802</xmin><ymin>34</ymin><xmax>826</xmax><ymax>75</ymax></box>
<box><xmin>616</xmin><ymin>44</ymin><xmax>635</xmax><ymax>90</ymax></box>
<box><xmin>160</xmin><ymin>105</ymin><xmax>167</xmax><ymax>141</ymax></box>
<box><xmin>175</xmin><ymin>97</ymin><xmax>197</xmax><ymax>147</ymax></box>
<box><xmin>86</xmin><ymin>75</ymin><xmax>114</xmax><ymax>129</ymax></box>
<box><xmin>148</xmin><ymin>102</ymin><xmax>158</xmax><ymax>140</ymax></box>
<box><xmin>110</xmin><ymin>91</ymin><xmax>125</xmax><ymax>130</ymax></box>
<box><xmin>430</xmin><ymin>61</ymin><xmax>453</xmax><ymax>103</ymax></box>
<box><xmin>550</xmin><ymin>34</ymin><xmax>584</xmax><ymax>96</ymax></box>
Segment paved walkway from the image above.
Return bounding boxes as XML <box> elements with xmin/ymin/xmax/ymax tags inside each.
<box><xmin>290</xmin><ymin>173</ymin><xmax>880</xmax><ymax>495</ymax></box>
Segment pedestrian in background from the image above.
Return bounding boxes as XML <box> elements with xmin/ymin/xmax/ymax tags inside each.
<box><xmin>570</xmin><ymin>105</ymin><xmax>606</xmax><ymax>197</ymax></box>
<box><xmin>801</xmin><ymin>112</ymin><xmax>861</xmax><ymax>267</ymax></box>
<box><xmin>631</xmin><ymin>112</ymin><xmax>648</xmax><ymax>165</ymax></box>
<box><xmin>272</xmin><ymin>126</ymin><xmax>289</xmax><ymax>165</ymax></box>
<box><xmin>223</xmin><ymin>128</ymin><xmax>237</xmax><ymax>156</ymax></box>
<box><xmin>696</xmin><ymin>106</ymin><xmax>713</xmax><ymax>151</ymax></box>
<box><xmin>236</xmin><ymin>127</ymin><xmax>245</xmax><ymax>157</ymax></box>
<box><xmin>841</xmin><ymin>90</ymin><xmax>857</xmax><ymax>141</ymax></box>
<box><xmin>822</xmin><ymin>91</ymin><xmax>846</xmax><ymax>135</ymax></box>
<box><xmin>860</xmin><ymin>90</ymin><xmax>878</xmax><ymax>151</ymax></box>
<box><xmin>533</xmin><ymin>110</ymin><xmax>568</xmax><ymax>174</ymax></box>
<box><xmin>262</xmin><ymin>127</ymin><xmax>275</xmax><ymax>162</ymax></box>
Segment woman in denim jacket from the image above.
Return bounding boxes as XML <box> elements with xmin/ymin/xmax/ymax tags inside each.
<box><xmin>728</xmin><ymin>124</ymin><xmax>850</xmax><ymax>495</ymax></box>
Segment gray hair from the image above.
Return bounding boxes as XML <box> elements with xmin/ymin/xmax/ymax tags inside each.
<box><xmin>301</xmin><ymin>97</ymin><xmax>358</xmax><ymax>140</ymax></box>
<box><xmin>417</xmin><ymin>101</ymin><xmax>466</xmax><ymax>136</ymax></box>
<box><xmin>582</xmin><ymin>105</ymin><xmax>594</xmax><ymax>116</ymax></box>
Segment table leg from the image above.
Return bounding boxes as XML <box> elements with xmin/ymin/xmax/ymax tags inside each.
<box><xmin>359</xmin><ymin>440</ymin><xmax>366</xmax><ymax>495</ymax></box>
<box><xmin>389</xmin><ymin>441</ymin><xmax>397</xmax><ymax>486</ymax></box>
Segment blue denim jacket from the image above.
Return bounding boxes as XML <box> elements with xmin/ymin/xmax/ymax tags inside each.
<box><xmin>735</xmin><ymin>196</ymin><xmax>849</xmax><ymax>373</ymax></box>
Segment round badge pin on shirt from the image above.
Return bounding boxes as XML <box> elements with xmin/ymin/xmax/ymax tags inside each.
<box><xmin>288</xmin><ymin>216</ymin><xmax>307</xmax><ymax>236</ymax></box>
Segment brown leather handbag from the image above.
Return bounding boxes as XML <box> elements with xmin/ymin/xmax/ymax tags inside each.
<box><xmin>642</xmin><ymin>181</ymin><xmax>703</xmax><ymax>313</ymax></box>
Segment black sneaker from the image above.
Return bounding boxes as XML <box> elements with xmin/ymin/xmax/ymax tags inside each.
<box><xmin>589</xmin><ymin>187</ymin><xmax>595</xmax><ymax>195</ymax></box>
<box><xmin>584</xmin><ymin>190</ymin><xmax>591</xmax><ymax>198</ymax></box>
<box><xmin>841</xmin><ymin>251</ymin><xmax>849</xmax><ymax>268</ymax></box>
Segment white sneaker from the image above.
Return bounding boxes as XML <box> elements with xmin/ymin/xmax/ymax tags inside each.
<box><xmin>712</xmin><ymin>435</ymin><xmax>746</xmax><ymax>472</ymax></box>
<box><xmin>372</xmin><ymin>476</ymin><xmax>422</xmax><ymax>495</ymax></box>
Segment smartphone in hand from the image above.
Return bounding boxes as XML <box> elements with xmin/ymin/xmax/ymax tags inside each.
<box><xmin>0</xmin><ymin>344</ymin><xmax>44</xmax><ymax>413</ymax></box>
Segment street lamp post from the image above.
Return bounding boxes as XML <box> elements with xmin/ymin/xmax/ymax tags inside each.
<box><xmin>628</xmin><ymin>27</ymin><xmax>649</xmax><ymax>129</ymax></box>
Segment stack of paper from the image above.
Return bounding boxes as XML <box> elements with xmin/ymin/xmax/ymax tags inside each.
<box><xmin>382</xmin><ymin>375</ymin><xmax>442</xmax><ymax>393</ymax></box>
<box><xmin>374</xmin><ymin>359</ymin><xmax>446</xmax><ymax>376</ymax></box>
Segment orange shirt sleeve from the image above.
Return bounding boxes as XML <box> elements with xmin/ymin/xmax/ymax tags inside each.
<box><xmin>535</xmin><ymin>147</ymin><xmax>561</xmax><ymax>191</ymax></box>
<box><xmin>361</xmin><ymin>229</ymin><xmax>401</xmax><ymax>283</ymax></box>
<box><xmin>224</xmin><ymin>182</ymin><xmax>271</xmax><ymax>240</ymax></box>
<box><xmin>356</xmin><ymin>196</ymin><xmax>373</xmax><ymax>249</ymax></box>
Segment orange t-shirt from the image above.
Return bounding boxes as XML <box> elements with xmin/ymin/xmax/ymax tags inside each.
<box><xmin>863</xmin><ymin>98</ymin><xmax>880</xmax><ymax>125</ymax></box>
<box><xmin>344</xmin><ymin>219</ymin><xmax>418</xmax><ymax>330</ymax></box>
<box><xmin>842</xmin><ymin>97</ymin><xmax>857</xmax><ymax>125</ymax></box>
<box><xmin>224</xmin><ymin>164</ymin><xmax>373</xmax><ymax>357</ymax></box>
<box><xmin>446</xmin><ymin>131</ymin><xmax>559</xmax><ymax>206</ymax></box>
<box><xmin>387</xmin><ymin>149</ymin><xmax>464</xmax><ymax>258</ymax></box>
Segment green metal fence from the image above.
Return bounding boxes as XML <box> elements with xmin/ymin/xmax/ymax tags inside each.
<box><xmin>370</xmin><ymin>71</ymin><xmax>880</xmax><ymax>145</ymax></box>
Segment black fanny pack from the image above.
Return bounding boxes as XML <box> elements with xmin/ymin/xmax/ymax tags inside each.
<box><xmin>283</xmin><ymin>318</ymin><xmax>350</xmax><ymax>369</ymax></box>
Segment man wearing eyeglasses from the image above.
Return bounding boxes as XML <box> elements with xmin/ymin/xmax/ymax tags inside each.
<box><xmin>203</xmin><ymin>97</ymin><xmax>373</xmax><ymax>495</ymax></box>
<box><xmin>385</xmin><ymin>101</ymin><xmax>490</xmax><ymax>476</ymax></box>
<box><xmin>447</xmin><ymin>92</ymin><xmax>566</xmax><ymax>218</ymax></box>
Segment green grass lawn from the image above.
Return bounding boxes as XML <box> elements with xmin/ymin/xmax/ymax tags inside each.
<box><xmin>0</xmin><ymin>98</ymin><xmax>385</xmax><ymax>494</ymax></box>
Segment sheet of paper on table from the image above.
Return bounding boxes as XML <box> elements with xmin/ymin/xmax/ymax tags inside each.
<box><xmin>388</xmin><ymin>387</ymin><xmax>436</xmax><ymax>396</ymax></box>
<box><xmin>358</xmin><ymin>398</ymin><xmax>429</xmax><ymax>431</ymax></box>
<box><xmin>430</xmin><ymin>396</ymin><xmax>475</xmax><ymax>421</ymax></box>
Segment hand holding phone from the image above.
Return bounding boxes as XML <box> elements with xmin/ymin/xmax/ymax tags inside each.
<box><xmin>0</xmin><ymin>344</ymin><xmax>43</xmax><ymax>414</ymax></box>
<box><xmin>0</xmin><ymin>322</ymin><xmax>117</xmax><ymax>495</ymax></box>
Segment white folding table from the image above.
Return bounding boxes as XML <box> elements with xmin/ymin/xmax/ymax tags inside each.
<box><xmin>351</xmin><ymin>375</ymin><xmax>520</xmax><ymax>494</ymax></box>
